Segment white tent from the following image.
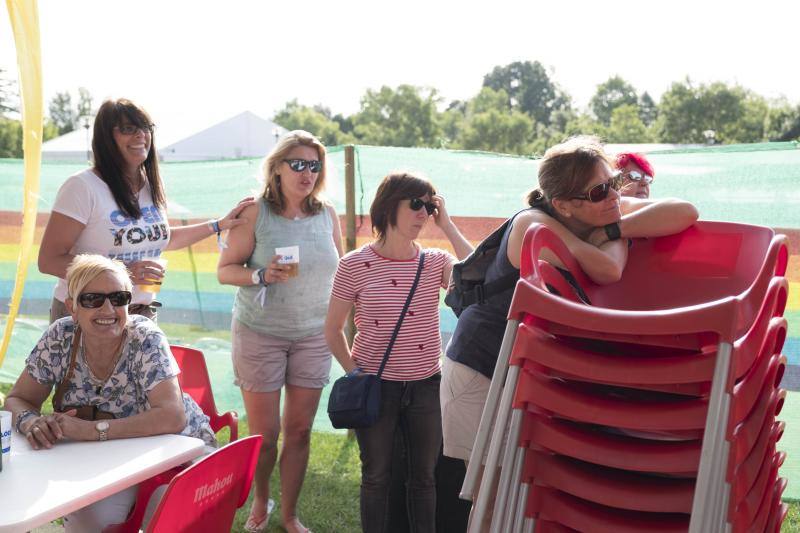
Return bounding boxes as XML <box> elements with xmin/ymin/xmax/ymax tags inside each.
<box><xmin>41</xmin><ymin>111</ymin><xmax>286</xmax><ymax>162</ymax></box>
<box><xmin>159</xmin><ymin>111</ymin><xmax>286</xmax><ymax>162</ymax></box>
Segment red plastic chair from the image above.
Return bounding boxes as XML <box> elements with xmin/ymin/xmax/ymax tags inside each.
<box><xmin>463</xmin><ymin>222</ymin><xmax>788</xmax><ymax>533</ymax></box>
<box><xmin>103</xmin><ymin>345</ymin><xmax>240</xmax><ymax>533</ymax></box>
<box><xmin>144</xmin><ymin>435</ymin><xmax>262</xmax><ymax>532</ymax></box>
<box><xmin>171</xmin><ymin>344</ymin><xmax>239</xmax><ymax>441</ymax></box>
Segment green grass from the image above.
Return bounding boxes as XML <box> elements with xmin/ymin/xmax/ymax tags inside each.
<box><xmin>2</xmin><ymin>380</ymin><xmax>799</xmax><ymax>531</ymax></box>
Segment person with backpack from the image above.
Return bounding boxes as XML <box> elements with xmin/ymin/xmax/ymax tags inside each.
<box><xmin>440</xmin><ymin>136</ymin><xmax>697</xmax><ymax>528</ymax></box>
<box><xmin>324</xmin><ymin>172</ymin><xmax>471</xmax><ymax>533</ymax></box>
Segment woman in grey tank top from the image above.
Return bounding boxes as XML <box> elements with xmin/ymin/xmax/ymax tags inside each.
<box><xmin>218</xmin><ymin>131</ymin><xmax>343</xmax><ymax>533</ymax></box>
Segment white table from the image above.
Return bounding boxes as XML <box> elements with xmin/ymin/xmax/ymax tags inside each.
<box><xmin>0</xmin><ymin>431</ymin><xmax>205</xmax><ymax>533</ymax></box>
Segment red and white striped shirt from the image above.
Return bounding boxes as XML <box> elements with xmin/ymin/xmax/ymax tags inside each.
<box><xmin>331</xmin><ymin>244</ymin><xmax>454</xmax><ymax>381</ymax></box>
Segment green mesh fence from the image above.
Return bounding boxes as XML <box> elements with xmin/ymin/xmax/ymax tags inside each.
<box><xmin>0</xmin><ymin>142</ymin><xmax>799</xmax><ymax>439</ymax></box>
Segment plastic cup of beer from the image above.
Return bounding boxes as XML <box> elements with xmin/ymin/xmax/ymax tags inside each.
<box><xmin>1</xmin><ymin>410</ymin><xmax>11</xmax><ymax>466</ymax></box>
<box><xmin>276</xmin><ymin>246</ymin><xmax>299</xmax><ymax>278</ymax></box>
<box><xmin>139</xmin><ymin>258</ymin><xmax>168</xmax><ymax>294</ymax></box>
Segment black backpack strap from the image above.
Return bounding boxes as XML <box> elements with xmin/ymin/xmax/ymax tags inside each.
<box><xmin>376</xmin><ymin>252</ymin><xmax>425</xmax><ymax>378</ymax></box>
<box><xmin>459</xmin><ymin>271</ymin><xmax>518</xmax><ymax>307</ymax></box>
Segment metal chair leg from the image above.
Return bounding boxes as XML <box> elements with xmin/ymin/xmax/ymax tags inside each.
<box><xmin>462</xmin><ymin>320</ymin><xmax>520</xmax><ymax>501</ymax></box>
<box><xmin>491</xmin><ymin>408</ymin><xmax>524</xmax><ymax>533</ymax></box>
<box><xmin>512</xmin><ymin>482</ymin><xmax>530</xmax><ymax>533</ymax></box>
<box><xmin>468</xmin><ymin>363</ymin><xmax>521</xmax><ymax>533</ymax></box>
<box><xmin>689</xmin><ymin>342</ymin><xmax>733</xmax><ymax>533</ymax></box>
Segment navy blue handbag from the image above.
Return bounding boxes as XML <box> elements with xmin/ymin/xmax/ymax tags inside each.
<box><xmin>328</xmin><ymin>253</ymin><xmax>425</xmax><ymax>429</ymax></box>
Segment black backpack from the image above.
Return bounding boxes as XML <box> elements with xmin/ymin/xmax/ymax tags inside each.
<box><xmin>444</xmin><ymin>211</ymin><xmax>525</xmax><ymax>317</ymax></box>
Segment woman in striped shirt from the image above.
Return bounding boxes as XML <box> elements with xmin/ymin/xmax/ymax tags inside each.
<box><xmin>325</xmin><ymin>172</ymin><xmax>472</xmax><ymax>532</ymax></box>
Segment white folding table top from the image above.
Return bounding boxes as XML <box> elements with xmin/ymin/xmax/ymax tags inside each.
<box><xmin>0</xmin><ymin>431</ymin><xmax>204</xmax><ymax>533</ymax></box>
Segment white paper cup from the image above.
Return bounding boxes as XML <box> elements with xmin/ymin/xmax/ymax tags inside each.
<box><xmin>276</xmin><ymin>246</ymin><xmax>300</xmax><ymax>278</ymax></box>
<box><xmin>0</xmin><ymin>410</ymin><xmax>11</xmax><ymax>466</ymax></box>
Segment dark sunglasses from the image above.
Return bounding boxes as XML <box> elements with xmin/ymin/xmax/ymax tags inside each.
<box><xmin>409</xmin><ymin>197</ymin><xmax>436</xmax><ymax>215</ymax></box>
<box><xmin>284</xmin><ymin>159</ymin><xmax>322</xmax><ymax>173</ymax></box>
<box><xmin>115</xmin><ymin>123</ymin><xmax>155</xmax><ymax>135</ymax></box>
<box><xmin>78</xmin><ymin>291</ymin><xmax>132</xmax><ymax>309</ymax></box>
<box><xmin>623</xmin><ymin>170</ymin><xmax>654</xmax><ymax>184</ymax></box>
<box><xmin>570</xmin><ymin>173</ymin><xmax>622</xmax><ymax>203</ymax></box>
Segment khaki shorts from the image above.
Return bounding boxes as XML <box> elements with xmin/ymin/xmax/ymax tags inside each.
<box><xmin>231</xmin><ymin>319</ymin><xmax>332</xmax><ymax>393</ymax></box>
<box><xmin>440</xmin><ymin>356</ymin><xmax>492</xmax><ymax>461</ymax></box>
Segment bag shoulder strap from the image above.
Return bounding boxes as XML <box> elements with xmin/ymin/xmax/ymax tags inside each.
<box><xmin>53</xmin><ymin>326</ymin><xmax>81</xmax><ymax>413</ymax></box>
<box><xmin>376</xmin><ymin>252</ymin><xmax>425</xmax><ymax>378</ymax></box>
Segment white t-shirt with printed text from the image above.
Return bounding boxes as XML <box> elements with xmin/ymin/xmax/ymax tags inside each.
<box><xmin>50</xmin><ymin>168</ymin><xmax>170</xmax><ymax>304</ymax></box>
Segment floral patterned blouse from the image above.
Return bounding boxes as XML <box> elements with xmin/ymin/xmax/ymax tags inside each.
<box><xmin>26</xmin><ymin>315</ymin><xmax>216</xmax><ymax>446</ymax></box>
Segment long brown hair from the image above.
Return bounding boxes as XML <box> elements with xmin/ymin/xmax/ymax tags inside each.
<box><xmin>260</xmin><ymin>130</ymin><xmax>327</xmax><ymax>215</ymax></box>
<box><xmin>526</xmin><ymin>135</ymin><xmax>612</xmax><ymax>211</ymax></box>
<box><xmin>92</xmin><ymin>98</ymin><xmax>166</xmax><ymax>218</ymax></box>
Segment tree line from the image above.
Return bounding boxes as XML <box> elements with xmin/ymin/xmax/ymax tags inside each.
<box><xmin>0</xmin><ymin>69</ymin><xmax>89</xmax><ymax>158</ymax></box>
<box><xmin>273</xmin><ymin>60</ymin><xmax>800</xmax><ymax>155</ymax></box>
<box><xmin>1</xmin><ymin>60</ymin><xmax>799</xmax><ymax>159</ymax></box>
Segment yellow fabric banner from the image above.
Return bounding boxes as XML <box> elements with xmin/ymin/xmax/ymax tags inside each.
<box><xmin>1</xmin><ymin>0</ymin><xmax>43</xmax><ymax>368</ymax></box>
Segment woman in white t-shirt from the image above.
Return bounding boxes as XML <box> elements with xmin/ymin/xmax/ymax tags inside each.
<box><xmin>39</xmin><ymin>98</ymin><xmax>253</xmax><ymax>321</ymax></box>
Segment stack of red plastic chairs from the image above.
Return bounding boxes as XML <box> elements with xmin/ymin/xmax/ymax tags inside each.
<box><xmin>463</xmin><ymin>222</ymin><xmax>789</xmax><ymax>533</ymax></box>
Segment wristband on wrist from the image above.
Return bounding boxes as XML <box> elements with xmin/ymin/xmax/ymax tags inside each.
<box><xmin>207</xmin><ymin>219</ymin><xmax>227</xmax><ymax>250</ymax></box>
<box><xmin>251</xmin><ymin>267</ymin><xmax>268</xmax><ymax>286</ymax></box>
<box><xmin>15</xmin><ymin>409</ymin><xmax>39</xmax><ymax>433</ymax></box>
<box><xmin>604</xmin><ymin>222</ymin><xmax>622</xmax><ymax>241</ymax></box>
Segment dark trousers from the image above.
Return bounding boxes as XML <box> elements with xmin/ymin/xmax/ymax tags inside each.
<box><xmin>388</xmin><ymin>442</ymin><xmax>471</xmax><ymax>533</ymax></box>
<box><xmin>355</xmin><ymin>375</ymin><xmax>442</xmax><ymax>533</ymax></box>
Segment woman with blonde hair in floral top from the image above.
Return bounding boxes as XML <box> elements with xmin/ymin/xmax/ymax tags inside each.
<box><xmin>5</xmin><ymin>253</ymin><xmax>214</xmax><ymax>532</ymax></box>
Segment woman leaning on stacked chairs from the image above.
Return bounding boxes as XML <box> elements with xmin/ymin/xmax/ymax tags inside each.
<box><xmin>4</xmin><ymin>254</ymin><xmax>216</xmax><ymax>532</ymax></box>
<box><xmin>38</xmin><ymin>97</ymin><xmax>253</xmax><ymax>322</ymax></box>
<box><xmin>440</xmin><ymin>135</ymin><xmax>699</xmax><ymax>529</ymax></box>
<box><xmin>325</xmin><ymin>172</ymin><xmax>473</xmax><ymax>533</ymax></box>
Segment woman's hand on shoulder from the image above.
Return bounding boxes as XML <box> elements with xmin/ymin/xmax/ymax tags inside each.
<box><xmin>218</xmin><ymin>196</ymin><xmax>257</xmax><ymax>231</ymax></box>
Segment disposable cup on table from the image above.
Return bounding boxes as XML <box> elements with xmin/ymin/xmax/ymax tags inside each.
<box><xmin>1</xmin><ymin>410</ymin><xmax>11</xmax><ymax>467</ymax></box>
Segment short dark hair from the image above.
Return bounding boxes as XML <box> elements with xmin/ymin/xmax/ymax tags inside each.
<box><xmin>92</xmin><ymin>98</ymin><xmax>166</xmax><ymax>218</ymax></box>
<box><xmin>370</xmin><ymin>172</ymin><xmax>436</xmax><ymax>241</ymax></box>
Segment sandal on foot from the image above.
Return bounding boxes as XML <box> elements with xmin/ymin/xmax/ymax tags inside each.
<box><xmin>244</xmin><ymin>498</ymin><xmax>275</xmax><ymax>532</ymax></box>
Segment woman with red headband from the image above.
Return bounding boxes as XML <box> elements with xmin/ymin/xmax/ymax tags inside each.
<box><xmin>616</xmin><ymin>152</ymin><xmax>655</xmax><ymax>199</ymax></box>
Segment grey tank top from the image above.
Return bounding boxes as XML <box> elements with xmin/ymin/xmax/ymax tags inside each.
<box><xmin>233</xmin><ymin>200</ymin><xmax>339</xmax><ymax>339</ymax></box>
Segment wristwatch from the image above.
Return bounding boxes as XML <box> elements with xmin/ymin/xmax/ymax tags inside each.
<box><xmin>95</xmin><ymin>420</ymin><xmax>110</xmax><ymax>441</ymax></box>
<box><xmin>604</xmin><ymin>222</ymin><xmax>622</xmax><ymax>241</ymax></box>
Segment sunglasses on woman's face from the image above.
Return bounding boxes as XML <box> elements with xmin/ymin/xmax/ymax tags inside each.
<box><xmin>409</xmin><ymin>197</ymin><xmax>436</xmax><ymax>215</ymax></box>
<box><xmin>284</xmin><ymin>159</ymin><xmax>322</xmax><ymax>173</ymax></box>
<box><xmin>78</xmin><ymin>291</ymin><xmax>132</xmax><ymax>309</ymax></box>
<box><xmin>115</xmin><ymin>123</ymin><xmax>155</xmax><ymax>136</ymax></box>
<box><xmin>623</xmin><ymin>170</ymin><xmax>654</xmax><ymax>184</ymax></box>
<box><xmin>570</xmin><ymin>173</ymin><xmax>622</xmax><ymax>203</ymax></box>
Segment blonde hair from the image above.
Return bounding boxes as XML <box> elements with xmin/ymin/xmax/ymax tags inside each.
<box><xmin>66</xmin><ymin>254</ymin><xmax>132</xmax><ymax>301</ymax></box>
<box><xmin>260</xmin><ymin>130</ymin><xmax>327</xmax><ymax>215</ymax></box>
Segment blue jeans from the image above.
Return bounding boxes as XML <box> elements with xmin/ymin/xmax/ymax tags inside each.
<box><xmin>355</xmin><ymin>374</ymin><xmax>442</xmax><ymax>533</ymax></box>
